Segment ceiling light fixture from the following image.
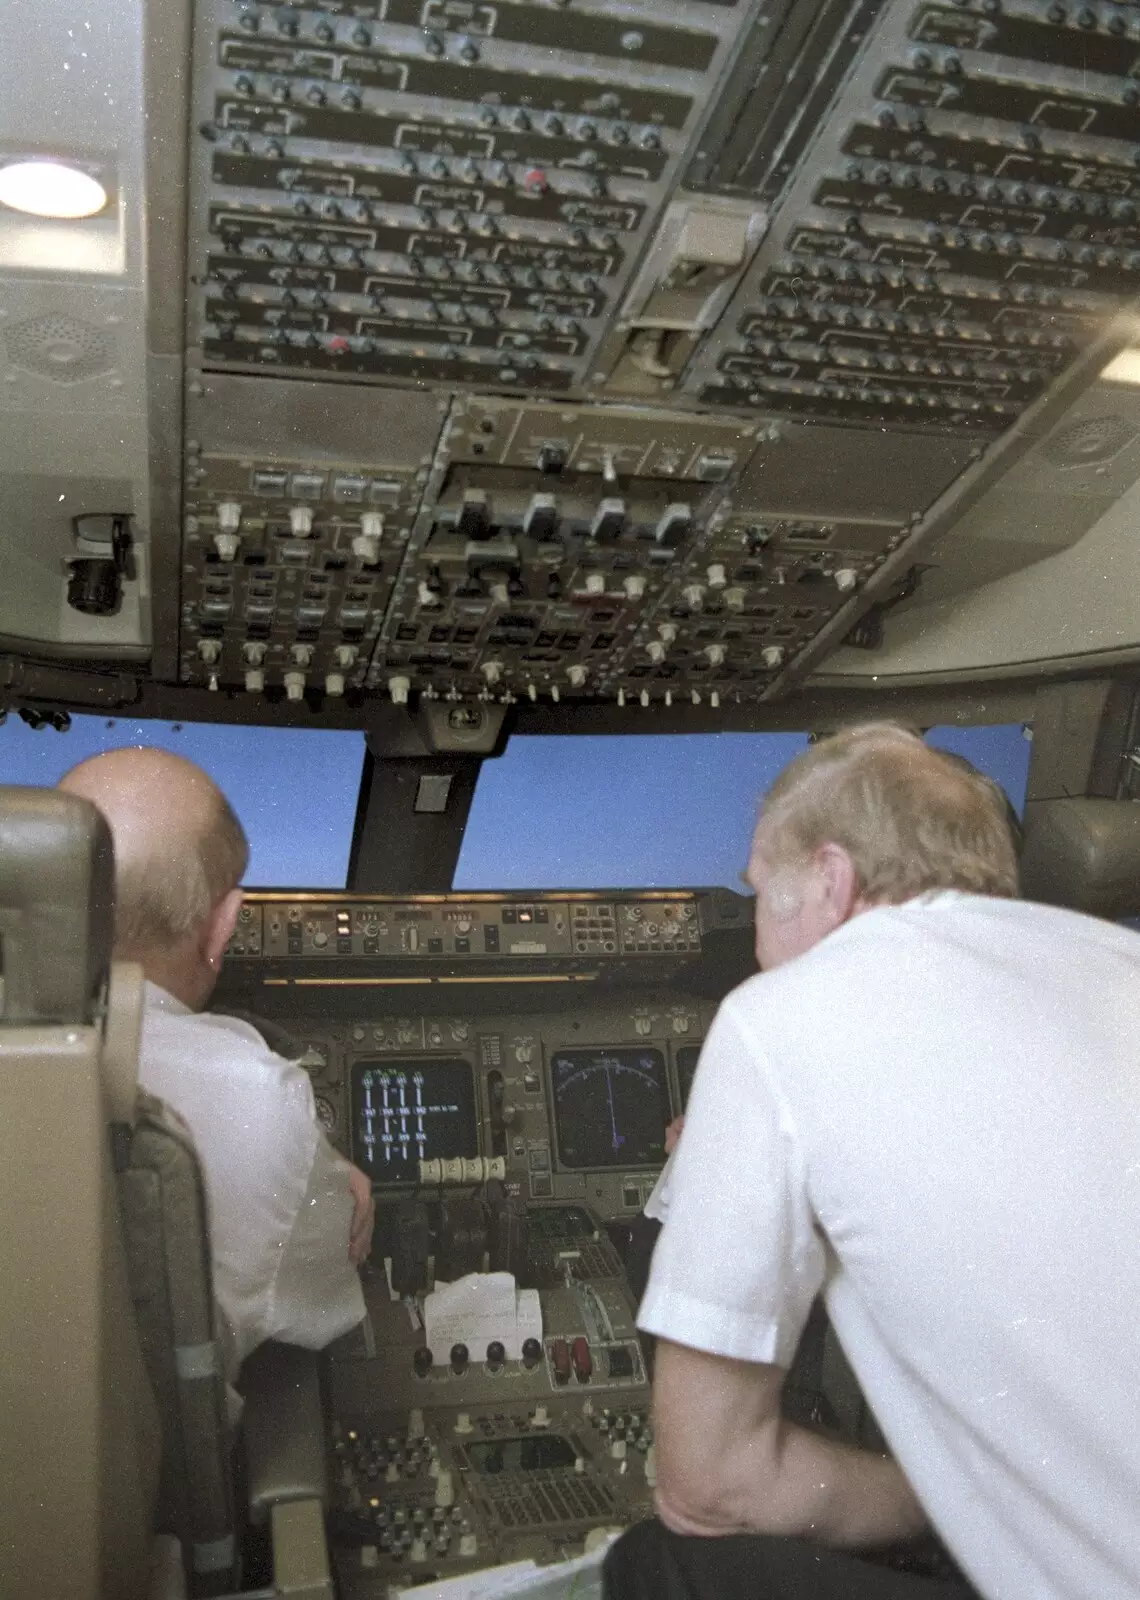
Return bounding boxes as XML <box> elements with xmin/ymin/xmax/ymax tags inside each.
<box><xmin>1100</xmin><ymin>349</ymin><xmax>1140</xmax><ymax>387</ymax></box>
<box><xmin>0</xmin><ymin>160</ymin><xmax>108</xmax><ymax>219</ymax></box>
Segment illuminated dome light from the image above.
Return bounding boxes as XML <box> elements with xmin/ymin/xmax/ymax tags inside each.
<box><xmin>1100</xmin><ymin>349</ymin><xmax>1140</xmax><ymax>387</ymax></box>
<box><xmin>0</xmin><ymin>161</ymin><xmax>108</xmax><ymax>219</ymax></box>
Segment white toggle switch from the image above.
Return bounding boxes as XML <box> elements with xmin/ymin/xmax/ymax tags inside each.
<box><xmin>217</xmin><ymin>500</ymin><xmax>242</xmax><ymax>534</ymax></box>
<box><xmin>409</xmin><ymin>1409</ymin><xmax>425</xmax><ymax>1438</ymax></box>
<box><xmin>361</xmin><ymin>511</ymin><xmax>384</xmax><ymax>539</ymax></box>
<box><xmin>623</xmin><ymin>575</ymin><xmax>645</xmax><ymax>600</ymax></box>
<box><xmin>835</xmin><ymin>567</ymin><xmax>858</xmax><ymax>592</ymax></box>
<box><xmin>458</xmin><ymin>1534</ymin><xmax>478</xmax><ymax>1559</ymax></box>
<box><xmin>410</xmin><ymin>1539</ymin><xmax>427</xmax><ymax>1564</ymax></box>
<box><xmin>244</xmin><ymin>668</ymin><xmax>264</xmax><ymax>694</ymax></box>
<box><xmin>532</xmin><ymin>1406</ymin><xmax>549</xmax><ymax>1428</ymax></box>
<box><xmin>645</xmin><ymin>1444</ymin><xmax>657</xmax><ymax>1488</ymax></box>
<box><xmin>658</xmin><ymin>622</ymin><xmax>677</xmax><ymax>644</ymax></box>
<box><xmin>490</xmin><ymin>581</ymin><xmax>509</xmax><ymax>605</ymax></box>
<box><xmin>647</xmin><ymin>640</ymin><xmax>666</xmax><ymax>663</ymax></box>
<box><xmin>334</xmin><ymin>645</ymin><xmax>358</xmax><ymax>668</ymax></box>
<box><xmin>610</xmin><ymin>1439</ymin><xmax>627</xmax><ymax>1461</ymax></box>
<box><xmin>455</xmin><ymin>1412</ymin><xmax>473</xmax><ymax>1434</ymax></box>
<box><xmin>724</xmin><ymin>586</ymin><xmax>746</xmax><ymax>610</ymax></box>
<box><xmin>481</xmin><ymin>660</ymin><xmax>503</xmax><ymax>684</ymax></box>
<box><xmin>705</xmin><ymin>643</ymin><xmax>726</xmax><ymax>667</ymax></box>
<box><xmin>567</xmin><ymin>664</ymin><xmax>587</xmax><ymax>688</ymax></box>
<box><xmin>388</xmin><ymin>675</ymin><xmax>411</xmax><ymax>705</ymax></box>
<box><xmin>214</xmin><ymin>532</ymin><xmax>240</xmax><ymax>561</ymax></box>
<box><xmin>761</xmin><ymin>645</ymin><xmax>785</xmax><ymax>669</ymax></box>
<box><xmin>639</xmin><ymin>689</ymin><xmax>649</xmax><ymax>707</ymax></box>
<box><xmin>585</xmin><ymin>572</ymin><xmax>606</xmax><ymax>595</ymax></box>
<box><xmin>434</xmin><ymin>1470</ymin><xmax>454</xmax><ymax>1507</ymax></box>
<box><xmin>242</xmin><ymin>641</ymin><xmax>266</xmax><ymax>666</ymax></box>
<box><xmin>418</xmin><ymin>581</ymin><xmax>441</xmax><ymax>607</ymax></box>
<box><xmin>707</xmin><ymin>563</ymin><xmax>726</xmax><ymax>588</ymax></box>
<box><xmin>291</xmin><ymin>644</ymin><xmax>313</xmax><ymax>667</ymax></box>
<box><xmin>683</xmin><ymin>584</ymin><xmax>705</xmax><ymax>608</ymax></box>
<box><xmin>325</xmin><ymin>672</ymin><xmax>345</xmax><ymax>697</ymax></box>
<box><xmin>283</xmin><ymin>671</ymin><xmax>306</xmax><ymax>702</ymax></box>
<box><xmin>289</xmin><ymin>506</ymin><xmax>313</xmax><ymax>537</ymax></box>
<box><xmin>352</xmin><ymin>532</ymin><xmax>380</xmax><ymax>563</ymax></box>
<box><xmin>197</xmin><ymin>639</ymin><xmax>221</xmax><ymax>664</ymax></box>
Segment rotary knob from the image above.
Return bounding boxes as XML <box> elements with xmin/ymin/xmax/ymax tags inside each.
<box><xmin>413</xmin><ymin>1346</ymin><xmax>433</xmax><ymax>1378</ymax></box>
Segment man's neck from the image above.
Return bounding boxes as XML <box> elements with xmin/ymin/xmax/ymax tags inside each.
<box><xmin>128</xmin><ymin>947</ymin><xmax>208</xmax><ymax>1011</ymax></box>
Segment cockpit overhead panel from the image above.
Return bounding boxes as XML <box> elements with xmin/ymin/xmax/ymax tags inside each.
<box><xmin>4</xmin><ymin>0</ymin><xmax>1140</xmax><ymax>719</ymax></box>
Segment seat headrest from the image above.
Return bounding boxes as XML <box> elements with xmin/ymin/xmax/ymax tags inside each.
<box><xmin>0</xmin><ymin>787</ymin><xmax>114</xmax><ymax>1024</ymax></box>
<box><xmin>1020</xmin><ymin>798</ymin><xmax>1140</xmax><ymax>919</ymax></box>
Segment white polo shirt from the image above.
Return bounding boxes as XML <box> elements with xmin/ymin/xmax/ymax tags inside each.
<box><xmin>140</xmin><ymin>984</ymin><xmax>365</xmax><ymax>1379</ymax></box>
<box><xmin>639</xmin><ymin>893</ymin><xmax>1140</xmax><ymax>1600</ymax></box>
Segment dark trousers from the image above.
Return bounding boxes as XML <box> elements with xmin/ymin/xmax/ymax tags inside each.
<box><xmin>602</xmin><ymin>1519</ymin><xmax>983</xmax><ymax>1600</ymax></box>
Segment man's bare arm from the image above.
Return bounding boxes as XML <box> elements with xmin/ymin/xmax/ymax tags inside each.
<box><xmin>653</xmin><ymin>1339</ymin><xmax>928</xmax><ymax>1547</ymax></box>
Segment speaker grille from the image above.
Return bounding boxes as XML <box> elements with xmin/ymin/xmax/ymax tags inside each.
<box><xmin>1045</xmin><ymin>416</ymin><xmax>1138</xmax><ymax>468</ymax></box>
<box><xmin>4</xmin><ymin>314</ymin><xmax>114</xmax><ymax>383</ymax></box>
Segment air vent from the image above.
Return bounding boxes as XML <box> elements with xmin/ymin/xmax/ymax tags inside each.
<box><xmin>4</xmin><ymin>314</ymin><xmax>114</xmax><ymax>383</ymax></box>
<box><xmin>1044</xmin><ymin>416</ymin><xmax>1138</xmax><ymax>469</ymax></box>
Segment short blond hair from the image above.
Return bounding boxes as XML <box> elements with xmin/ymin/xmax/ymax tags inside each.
<box><xmin>759</xmin><ymin>723</ymin><xmax>1019</xmax><ymax>901</ymax></box>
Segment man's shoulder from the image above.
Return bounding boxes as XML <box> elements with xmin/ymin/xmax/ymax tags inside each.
<box><xmin>142</xmin><ymin>994</ymin><xmax>306</xmax><ymax>1092</ymax></box>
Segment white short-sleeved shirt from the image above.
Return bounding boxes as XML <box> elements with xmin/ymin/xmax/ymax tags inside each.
<box><xmin>639</xmin><ymin>893</ymin><xmax>1140</xmax><ymax>1600</ymax></box>
<box><xmin>140</xmin><ymin>984</ymin><xmax>365</xmax><ymax>1378</ymax></box>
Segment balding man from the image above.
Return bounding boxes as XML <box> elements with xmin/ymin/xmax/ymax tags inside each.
<box><xmin>60</xmin><ymin>748</ymin><xmax>371</xmax><ymax>1381</ymax></box>
<box><xmin>605</xmin><ymin>724</ymin><xmax>1140</xmax><ymax>1600</ymax></box>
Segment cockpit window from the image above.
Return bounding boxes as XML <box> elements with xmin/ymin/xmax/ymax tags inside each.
<box><xmin>454</xmin><ymin>727</ymin><xmax>1030</xmax><ymax>891</ymax></box>
<box><xmin>0</xmin><ymin>714</ymin><xmax>365</xmax><ymax>888</ymax></box>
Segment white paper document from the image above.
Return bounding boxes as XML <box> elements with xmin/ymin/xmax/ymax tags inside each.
<box><xmin>422</xmin><ymin>1272</ymin><xmax>543</xmax><ymax>1363</ymax></box>
<box><xmin>391</xmin><ymin>1532</ymin><xmax>619</xmax><ymax>1598</ymax></box>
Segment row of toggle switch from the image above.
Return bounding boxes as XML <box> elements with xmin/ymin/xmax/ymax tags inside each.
<box><xmin>209</xmin><ymin>501</ymin><xmax>384</xmax><ymax>564</ymax></box>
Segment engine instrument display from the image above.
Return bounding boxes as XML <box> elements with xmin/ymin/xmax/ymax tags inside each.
<box><xmin>551</xmin><ymin>1048</ymin><xmax>669</xmax><ymax>1171</ymax></box>
<box><xmin>351</xmin><ymin>1058</ymin><xmax>477</xmax><ymax>1184</ymax></box>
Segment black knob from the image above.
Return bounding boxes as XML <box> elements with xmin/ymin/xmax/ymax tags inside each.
<box><xmin>450</xmin><ymin>1342</ymin><xmax>469</xmax><ymax>1375</ymax></box>
<box><xmin>413</xmin><ymin>1346</ymin><xmax>433</xmax><ymax>1378</ymax></box>
<box><xmin>521</xmin><ymin>1337</ymin><xmax>542</xmax><ymax>1370</ymax></box>
<box><xmin>486</xmin><ymin>1340</ymin><xmax>506</xmax><ymax>1372</ymax></box>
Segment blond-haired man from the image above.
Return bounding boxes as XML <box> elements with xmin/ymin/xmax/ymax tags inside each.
<box><xmin>607</xmin><ymin>724</ymin><xmax>1139</xmax><ymax>1600</ymax></box>
<box><xmin>60</xmin><ymin>748</ymin><xmax>372</xmax><ymax>1382</ymax></box>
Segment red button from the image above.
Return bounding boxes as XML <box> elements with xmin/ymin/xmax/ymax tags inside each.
<box><xmin>551</xmin><ymin>1339</ymin><xmax>571</xmax><ymax>1385</ymax></box>
<box><xmin>571</xmin><ymin>1336</ymin><xmax>592</xmax><ymax>1383</ymax></box>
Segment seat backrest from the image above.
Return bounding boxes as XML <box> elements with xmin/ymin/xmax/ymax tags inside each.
<box><xmin>114</xmin><ymin>1088</ymin><xmax>238</xmax><ymax>1595</ymax></box>
<box><xmin>1020</xmin><ymin>797</ymin><xmax>1140</xmax><ymax>917</ymax></box>
<box><xmin>0</xmin><ymin>787</ymin><xmax>160</xmax><ymax>1600</ymax></box>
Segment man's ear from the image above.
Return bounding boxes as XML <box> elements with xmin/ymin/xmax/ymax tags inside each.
<box><xmin>203</xmin><ymin>887</ymin><xmax>243</xmax><ymax>971</ymax></box>
<box><xmin>812</xmin><ymin>842</ymin><xmax>862</xmax><ymax>928</ymax></box>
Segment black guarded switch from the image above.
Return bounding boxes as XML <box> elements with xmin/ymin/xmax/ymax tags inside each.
<box><xmin>521</xmin><ymin>1337</ymin><xmax>543</xmax><ymax>1370</ymax></box>
<box><xmin>655</xmin><ymin>503</ymin><xmax>693</xmax><ymax>548</ymax></box>
<box><xmin>457</xmin><ymin>491</ymin><xmax>491</xmax><ymax>541</ymax></box>
<box><xmin>450</xmin><ymin>1342</ymin><xmax>469</xmax><ymax>1376</ymax></box>
<box><xmin>523</xmin><ymin>492</ymin><xmax>559</xmax><ymax>542</ymax></box>
<box><xmin>486</xmin><ymin>1340</ymin><xmax>506</xmax><ymax>1372</ymax></box>
<box><xmin>591</xmin><ymin>497</ymin><xmax>626</xmax><ymax>542</ymax></box>
<box><xmin>413</xmin><ymin>1346</ymin><xmax>434</xmax><ymax>1378</ymax></box>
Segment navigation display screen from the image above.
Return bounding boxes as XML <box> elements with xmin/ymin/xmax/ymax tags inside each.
<box><xmin>350</xmin><ymin>1058</ymin><xmax>477</xmax><ymax>1184</ymax></box>
<box><xmin>551</xmin><ymin>1047</ymin><xmax>669</xmax><ymax>1170</ymax></box>
<box><xmin>676</xmin><ymin>1044</ymin><xmax>702</xmax><ymax>1109</ymax></box>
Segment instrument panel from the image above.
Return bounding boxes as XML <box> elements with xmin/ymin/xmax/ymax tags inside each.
<box><xmin>211</xmin><ymin>887</ymin><xmax>841</xmax><ymax>1593</ymax></box>
<box><xmin>215</xmin><ymin>887</ymin><xmax>747</xmax><ymax>1216</ymax></box>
